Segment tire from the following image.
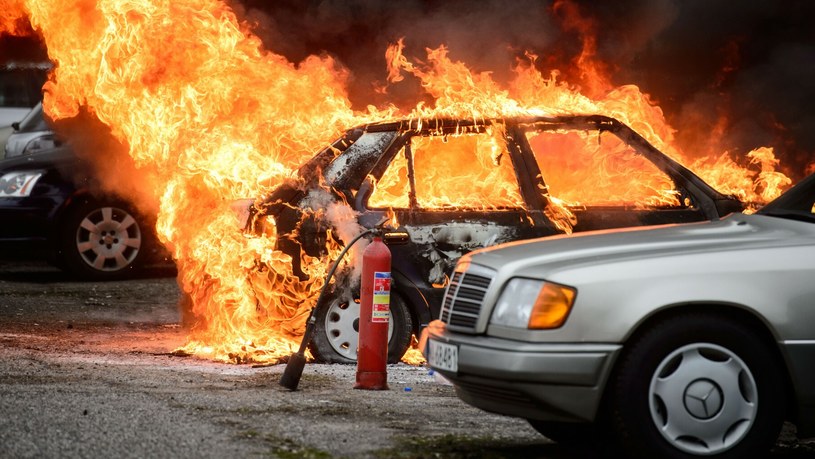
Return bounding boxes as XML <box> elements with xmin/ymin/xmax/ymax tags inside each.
<box><xmin>309</xmin><ymin>290</ymin><xmax>413</xmax><ymax>364</ymax></box>
<box><xmin>609</xmin><ymin>313</ymin><xmax>785</xmax><ymax>459</ymax></box>
<box><xmin>56</xmin><ymin>198</ymin><xmax>148</xmax><ymax>281</ymax></box>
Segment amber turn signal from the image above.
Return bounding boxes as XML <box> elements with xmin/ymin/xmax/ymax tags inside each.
<box><xmin>528</xmin><ymin>282</ymin><xmax>576</xmax><ymax>329</ymax></box>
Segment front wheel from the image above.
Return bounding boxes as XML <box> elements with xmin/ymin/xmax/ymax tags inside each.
<box><xmin>309</xmin><ymin>290</ymin><xmax>413</xmax><ymax>364</ymax></box>
<box><xmin>609</xmin><ymin>313</ymin><xmax>785</xmax><ymax>459</ymax></box>
<box><xmin>56</xmin><ymin>199</ymin><xmax>147</xmax><ymax>280</ymax></box>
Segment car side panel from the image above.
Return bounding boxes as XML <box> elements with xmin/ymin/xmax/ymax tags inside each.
<box><xmin>0</xmin><ymin>195</ymin><xmax>63</xmax><ymax>239</ymax></box>
<box><xmin>480</xmin><ymin>242</ymin><xmax>815</xmax><ymax>345</ymax></box>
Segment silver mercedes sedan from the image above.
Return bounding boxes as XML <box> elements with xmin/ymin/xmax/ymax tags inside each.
<box><xmin>427</xmin><ymin>172</ymin><xmax>815</xmax><ymax>458</ymax></box>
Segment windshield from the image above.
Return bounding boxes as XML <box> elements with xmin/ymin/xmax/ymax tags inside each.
<box><xmin>757</xmin><ymin>173</ymin><xmax>815</xmax><ymax>223</ymax></box>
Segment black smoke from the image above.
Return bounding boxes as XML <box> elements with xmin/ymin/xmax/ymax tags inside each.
<box><xmin>0</xmin><ymin>35</ymin><xmax>47</xmax><ymax>62</ymax></box>
<box><xmin>587</xmin><ymin>0</ymin><xmax>815</xmax><ymax>177</ymax></box>
<box><xmin>4</xmin><ymin>1</ymin><xmax>813</xmax><ymax>179</ymax></box>
<box><xmin>230</xmin><ymin>0</ymin><xmax>557</xmax><ymax>113</ymax></box>
<box><xmin>232</xmin><ymin>0</ymin><xmax>815</xmax><ymax>179</ymax></box>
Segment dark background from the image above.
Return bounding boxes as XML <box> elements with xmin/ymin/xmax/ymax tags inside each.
<box><xmin>233</xmin><ymin>0</ymin><xmax>815</xmax><ymax>179</ymax></box>
<box><xmin>3</xmin><ymin>0</ymin><xmax>814</xmax><ymax>178</ymax></box>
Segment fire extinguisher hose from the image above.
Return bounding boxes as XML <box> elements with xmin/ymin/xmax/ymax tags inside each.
<box><xmin>279</xmin><ymin>227</ymin><xmax>376</xmax><ymax>390</ymax></box>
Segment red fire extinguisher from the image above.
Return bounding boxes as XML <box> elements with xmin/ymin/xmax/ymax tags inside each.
<box><xmin>355</xmin><ymin>236</ymin><xmax>391</xmax><ymax>390</ymax></box>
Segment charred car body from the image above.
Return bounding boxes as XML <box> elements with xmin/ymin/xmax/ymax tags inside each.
<box><xmin>247</xmin><ymin>115</ymin><xmax>743</xmax><ymax>363</ymax></box>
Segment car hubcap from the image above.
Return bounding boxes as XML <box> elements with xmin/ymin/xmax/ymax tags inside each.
<box><xmin>324</xmin><ymin>296</ymin><xmax>394</xmax><ymax>360</ymax></box>
<box><xmin>76</xmin><ymin>207</ymin><xmax>141</xmax><ymax>272</ymax></box>
<box><xmin>683</xmin><ymin>379</ymin><xmax>723</xmax><ymax>419</ymax></box>
<box><xmin>649</xmin><ymin>343</ymin><xmax>757</xmax><ymax>455</ymax></box>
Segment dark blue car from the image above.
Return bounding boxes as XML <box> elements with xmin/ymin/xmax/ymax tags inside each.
<box><xmin>0</xmin><ymin>145</ymin><xmax>165</xmax><ymax>280</ymax></box>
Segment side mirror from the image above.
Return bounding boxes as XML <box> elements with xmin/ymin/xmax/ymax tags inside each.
<box><xmin>11</xmin><ymin>122</ymin><xmax>20</xmax><ymax>131</ymax></box>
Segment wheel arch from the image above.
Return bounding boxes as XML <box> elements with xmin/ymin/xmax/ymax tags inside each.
<box><xmin>48</xmin><ymin>192</ymin><xmax>153</xmax><ymax>279</ymax></box>
<box><xmin>391</xmin><ymin>268</ymin><xmax>431</xmax><ymax>336</ymax></box>
<box><xmin>46</xmin><ymin>190</ymin><xmax>101</xmax><ymax>261</ymax></box>
<box><xmin>604</xmin><ymin>302</ymin><xmax>798</xmax><ymax>427</ymax></box>
<box><xmin>49</xmin><ymin>190</ymin><xmax>149</xmax><ymax>244</ymax></box>
<box><xmin>48</xmin><ymin>189</ymin><xmax>95</xmax><ymax>241</ymax></box>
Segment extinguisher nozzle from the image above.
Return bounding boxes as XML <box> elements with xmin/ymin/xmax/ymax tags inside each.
<box><xmin>279</xmin><ymin>352</ymin><xmax>307</xmax><ymax>391</ymax></box>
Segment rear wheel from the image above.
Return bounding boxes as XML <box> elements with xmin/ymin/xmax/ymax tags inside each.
<box><xmin>609</xmin><ymin>313</ymin><xmax>785</xmax><ymax>459</ymax></box>
<box><xmin>310</xmin><ymin>290</ymin><xmax>413</xmax><ymax>364</ymax></box>
<box><xmin>57</xmin><ymin>199</ymin><xmax>147</xmax><ymax>280</ymax></box>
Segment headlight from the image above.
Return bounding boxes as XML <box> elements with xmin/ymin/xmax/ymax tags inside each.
<box><xmin>22</xmin><ymin>134</ymin><xmax>59</xmax><ymax>156</ymax></box>
<box><xmin>0</xmin><ymin>171</ymin><xmax>43</xmax><ymax>197</ymax></box>
<box><xmin>491</xmin><ymin>278</ymin><xmax>576</xmax><ymax>329</ymax></box>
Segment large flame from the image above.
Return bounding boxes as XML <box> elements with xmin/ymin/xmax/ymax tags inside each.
<box><xmin>1</xmin><ymin>0</ymin><xmax>790</xmax><ymax>364</ymax></box>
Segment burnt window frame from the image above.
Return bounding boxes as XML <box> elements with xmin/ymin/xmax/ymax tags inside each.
<box><xmin>515</xmin><ymin>123</ymin><xmax>691</xmax><ymax>210</ymax></box>
<box><xmin>360</xmin><ymin>119</ymin><xmax>543</xmax><ymax>214</ymax></box>
<box><xmin>511</xmin><ymin>116</ymin><xmax>729</xmax><ymax>216</ymax></box>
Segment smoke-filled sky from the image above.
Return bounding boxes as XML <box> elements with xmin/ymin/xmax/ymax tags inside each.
<box><xmin>3</xmin><ymin>0</ymin><xmax>814</xmax><ymax>178</ymax></box>
<box><xmin>230</xmin><ymin>0</ymin><xmax>815</xmax><ymax>178</ymax></box>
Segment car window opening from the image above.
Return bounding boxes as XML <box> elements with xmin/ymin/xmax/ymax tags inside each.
<box><xmin>368</xmin><ymin>129</ymin><xmax>525</xmax><ymax>211</ymax></box>
<box><xmin>527</xmin><ymin>129</ymin><xmax>685</xmax><ymax>209</ymax></box>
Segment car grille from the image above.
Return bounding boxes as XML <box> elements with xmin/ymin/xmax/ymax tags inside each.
<box><xmin>440</xmin><ymin>268</ymin><xmax>494</xmax><ymax>331</ymax></box>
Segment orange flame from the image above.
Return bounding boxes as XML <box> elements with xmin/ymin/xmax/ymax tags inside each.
<box><xmin>1</xmin><ymin>0</ymin><xmax>791</xmax><ymax>364</ymax></box>
<box><xmin>0</xmin><ymin>0</ymin><xmax>31</xmax><ymax>36</ymax></box>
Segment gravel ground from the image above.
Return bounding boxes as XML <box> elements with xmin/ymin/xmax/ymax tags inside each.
<box><xmin>0</xmin><ymin>259</ymin><xmax>813</xmax><ymax>458</ymax></box>
<box><xmin>0</xmin><ymin>260</ymin><xmax>555</xmax><ymax>459</ymax></box>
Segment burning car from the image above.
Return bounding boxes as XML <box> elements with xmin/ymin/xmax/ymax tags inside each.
<box><xmin>426</xmin><ymin>172</ymin><xmax>815</xmax><ymax>457</ymax></box>
<box><xmin>247</xmin><ymin>114</ymin><xmax>744</xmax><ymax>364</ymax></box>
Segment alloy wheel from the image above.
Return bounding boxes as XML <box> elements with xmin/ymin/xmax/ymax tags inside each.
<box><xmin>75</xmin><ymin>206</ymin><xmax>142</xmax><ymax>272</ymax></box>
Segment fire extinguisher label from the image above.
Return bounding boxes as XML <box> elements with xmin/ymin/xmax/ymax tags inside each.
<box><xmin>372</xmin><ymin>272</ymin><xmax>391</xmax><ymax>323</ymax></box>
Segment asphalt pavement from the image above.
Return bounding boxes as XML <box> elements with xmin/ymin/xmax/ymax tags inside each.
<box><xmin>0</xmin><ymin>259</ymin><xmax>556</xmax><ymax>458</ymax></box>
<box><xmin>0</xmin><ymin>259</ymin><xmax>813</xmax><ymax>458</ymax></box>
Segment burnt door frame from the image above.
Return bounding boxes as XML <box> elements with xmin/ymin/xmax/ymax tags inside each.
<box><xmin>354</xmin><ymin>124</ymin><xmax>546</xmax><ymax>318</ymax></box>
<box><xmin>511</xmin><ymin>119</ymin><xmax>717</xmax><ymax>233</ymax></box>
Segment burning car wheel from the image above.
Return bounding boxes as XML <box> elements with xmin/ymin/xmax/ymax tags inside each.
<box><xmin>310</xmin><ymin>291</ymin><xmax>413</xmax><ymax>364</ymax></box>
<box><xmin>609</xmin><ymin>313</ymin><xmax>784</xmax><ymax>458</ymax></box>
<box><xmin>57</xmin><ymin>199</ymin><xmax>146</xmax><ymax>280</ymax></box>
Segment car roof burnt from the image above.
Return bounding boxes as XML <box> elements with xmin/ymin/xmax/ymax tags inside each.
<box><xmin>354</xmin><ymin>114</ymin><xmax>619</xmax><ymax>134</ymax></box>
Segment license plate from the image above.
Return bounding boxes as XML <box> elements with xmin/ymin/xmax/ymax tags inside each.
<box><xmin>429</xmin><ymin>340</ymin><xmax>458</xmax><ymax>373</ymax></box>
